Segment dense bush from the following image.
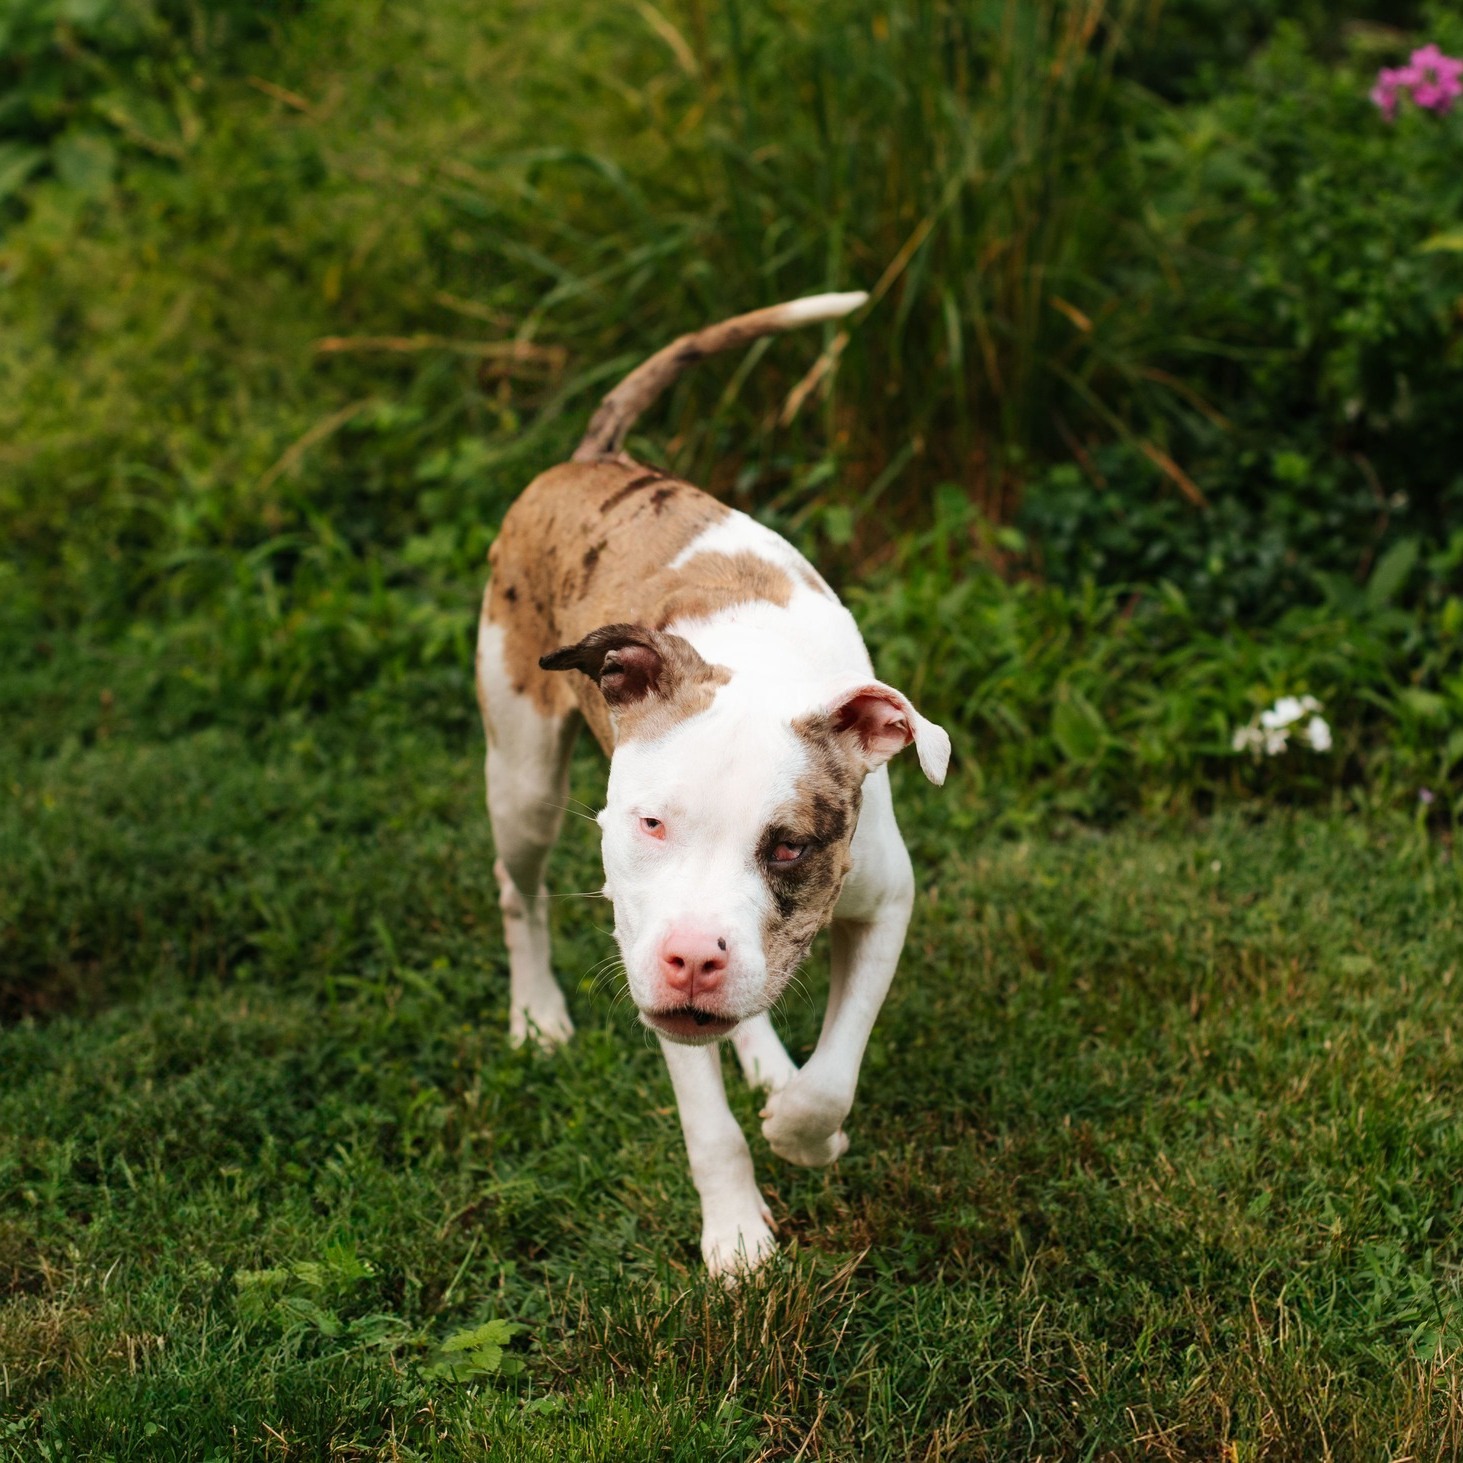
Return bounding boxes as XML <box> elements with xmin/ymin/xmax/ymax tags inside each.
<box><xmin>1024</xmin><ymin>12</ymin><xmax>1463</xmax><ymax>618</ymax></box>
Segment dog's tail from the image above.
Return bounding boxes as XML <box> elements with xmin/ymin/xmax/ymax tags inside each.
<box><xmin>571</xmin><ymin>291</ymin><xmax>867</xmax><ymax>462</ymax></box>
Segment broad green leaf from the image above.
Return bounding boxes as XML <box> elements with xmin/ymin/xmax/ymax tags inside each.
<box><xmin>234</xmin><ymin>1267</ymin><xmax>289</xmax><ymax>1292</ymax></box>
<box><xmin>278</xmin><ymin>1296</ymin><xmax>341</xmax><ymax>1336</ymax></box>
<box><xmin>1366</xmin><ymin>538</ymin><xmax>1419</xmax><ymax>610</ymax></box>
<box><xmin>440</xmin><ymin>1320</ymin><xmax>521</xmax><ymax>1353</ymax></box>
<box><xmin>289</xmin><ymin>1261</ymin><xmax>325</xmax><ymax>1289</ymax></box>
<box><xmin>321</xmin><ymin>1241</ymin><xmax>374</xmax><ymax>1283</ymax></box>
<box><xmin>1051</xmin><ymin>693</ymin><xmax>1107</xmax><ymax>763</ymax></box>
<box><xmin>53</xmin><ymin>132</ymin><xmax>116</xmax><ymax>196</ymax></box>
<box><xmin>426</xmin><ymin>1320</ymin><xmax>526</xmax><ymax>1382</ymax></box>
<box><xmin>1398</xmin><ymin>688</ymin><xmax>1448</xmax><ymax>722</ymax></box>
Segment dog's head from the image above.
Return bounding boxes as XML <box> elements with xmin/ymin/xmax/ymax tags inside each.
<box><xmin>541</xmin><ymin>624</ymin><xmax>950</xmax><ymax>1043</ymax></box>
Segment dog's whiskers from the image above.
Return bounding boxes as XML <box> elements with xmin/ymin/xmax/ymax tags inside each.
<box><xmin>583</xmin><ymin>956</ymin><xmax>627</xmax><ymax>997</ymax></box>
<box><xmin>538</xmin><ymin>795</ymin><xmax>599</xmax><ymax>830</ymax></box>
<box><xmin>778</xmin><ymin>967</ymin><xmax>817</xmax><ymax>1016</ymax></box>
<box><xmin>537</xmin><ymin>797</ymin><xmax>602</xmax><ymax>826</ymax></box>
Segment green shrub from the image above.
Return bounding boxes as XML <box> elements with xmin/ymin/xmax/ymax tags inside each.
<box><xmin>1023</xmin><ymin>9</ymin><xmax>1463</xmax><ymax>617</ymax></box>
<box><xmin>854</xmin><ymin>491</ymin><xmax>1463</xmax><ymax>824</ymax></box>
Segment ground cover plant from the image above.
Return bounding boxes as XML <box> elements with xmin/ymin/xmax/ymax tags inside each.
<box><xmin>3</xmin><ymin>0</ymin><xmax>1462</xmax><ymax>1456</ymax></box>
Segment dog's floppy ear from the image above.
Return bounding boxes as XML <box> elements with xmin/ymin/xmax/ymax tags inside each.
<box><xmin>820</xmin><ymin>680</ymin><xmax>951</xmax><ymax>785</ymax></box>
<box><xmin>539</xmin><ymin>623</ymin><xmax>717</xmax><ymax>710</ymax></box>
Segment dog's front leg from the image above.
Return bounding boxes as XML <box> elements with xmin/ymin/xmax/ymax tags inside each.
<box><xmin>760</xmin><ymin>886</ymin><xmax>913</xmax><ymax>1168</ymax></box>
<box><xmin>658</xmin><ymin>1037</ymin><xmax>776</xmax><ymax>1277</ymax></box>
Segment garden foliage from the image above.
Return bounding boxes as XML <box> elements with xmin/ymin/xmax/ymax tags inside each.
<box><xmin>1</xmin><ymin>0</ymin><xmax>1460</xmax><ymax>809</ymax></box>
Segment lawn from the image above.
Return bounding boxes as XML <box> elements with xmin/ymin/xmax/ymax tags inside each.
<box><xmin>4</xmin><ymin>0</ymin><xmax>1463</xmax><ymax>1456</ymax></box>
<box><xmin>3</xmin><ymin>714</ymin><xmax>1462</xmax><ymax>1458</ymax></box>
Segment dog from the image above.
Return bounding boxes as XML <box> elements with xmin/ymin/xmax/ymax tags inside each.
<box><xmin>475</xmin><ymin>293</ymin><xmax>950</xmax><ymax>1275</ymax></box>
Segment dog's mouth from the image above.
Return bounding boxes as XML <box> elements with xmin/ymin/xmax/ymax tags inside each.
<box><xmin>642</xmin><ymin>1005</ymin><xmax>739</xmax><ymax>1042</ymax></box>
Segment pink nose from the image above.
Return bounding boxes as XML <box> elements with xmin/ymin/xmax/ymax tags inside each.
<box><xmin>657</xmin><ymin>926</ymin><xmax>729</xmax><ymax>1001</ymax></box>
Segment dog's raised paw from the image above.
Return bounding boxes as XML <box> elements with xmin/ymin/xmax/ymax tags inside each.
<box><xmin>760</xmin><ymin>1080</ymin><xmax>852</xmax><ymax>1168</ymax></box>
<box><xmin>763</xmin><ymin>1122</ymin><xmax>850</xmax><ymax>1169</ymax></box>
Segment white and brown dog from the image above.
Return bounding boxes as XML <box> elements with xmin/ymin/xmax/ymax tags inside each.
<box><xmin>475</xmin><ymin>293</ymin><xmax>950</xmax><ymax>1275</ymax></box>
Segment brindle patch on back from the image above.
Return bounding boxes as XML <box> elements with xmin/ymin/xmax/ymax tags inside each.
<box><xmin>484</xmin><ymin>458</ymin><xmax>798</xmax><ymax>753</ymax></box>
<box><xmin>484</xmin><ymin>460</ymin><xmax>728</xmax><ymax>743</ymax></box>
<box><xmin>757</xmin><ymin>718</ymin><xmax>866</xmax><ymax>980</ymax></box>
<box><xmin>651</xmin><ymin>550</ymin><xmax>793</xmax><ymax>631</ymax></box>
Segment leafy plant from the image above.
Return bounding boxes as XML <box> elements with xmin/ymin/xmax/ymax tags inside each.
<box><xmin>422</xmin><ymin>1320</ymin><xmax>527</xmax><ymax>1383</ymax></box>
<box><xmin>0</xmin><ymin>0</ymin><xmax>308</xmax><ymax>211</ymax></box>
<box><xmin>232</xmin><ymin>1240</ymin><xmax>409</xmax><ymax>1354</ymax></box>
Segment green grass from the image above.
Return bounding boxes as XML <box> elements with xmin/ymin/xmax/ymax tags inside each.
<box><xmin>4</xmin><ymin>708</ymin><xmax>1462</xmax><ymax>1459</ymax></box>
<box><xmin>5</xmin><ymin>1</ymin><xmax>1463</xmax><ymax>1455</ymax></box>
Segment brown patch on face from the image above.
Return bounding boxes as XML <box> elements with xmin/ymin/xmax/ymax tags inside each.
<box><xmin>758</xmin><ymin>720</ymin><xmax>866</xmax><ymax>981</ymax></box>
<box><xmin>484</xmin><ymin>459</ymin><xmax>800</xmax><ymax>755</ymax></box>
<box><xmin>617</xmin><ymin>658</ymin><xmax>730</xmax><ymax>743</ymax></box>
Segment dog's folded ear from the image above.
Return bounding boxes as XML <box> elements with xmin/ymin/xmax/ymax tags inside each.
<box><xmin>819</xmin><ymin>681</ymin><xmax>952</xmax><ymax>785</ymax></box>
<box><xmin>540</xmin><ymin>623</ymin><xmax>723</xmax><ymax>713</ymax></box>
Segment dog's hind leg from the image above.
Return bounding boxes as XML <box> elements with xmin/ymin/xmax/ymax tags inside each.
<box><xmin>477</xmin><ymin>615</ymin><xmax>578</xmax><ymax>1048</ymax></box>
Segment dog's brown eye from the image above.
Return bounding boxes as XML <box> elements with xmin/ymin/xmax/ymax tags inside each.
<box><xmin>640</xmin><ymin>816</ymin><xmax>666</xmax><ymax>840</ymax></box>
<box><xmin>770</xmin><ymin>842</ymin><xmax>805</xmax><ymax>865</ymax></box>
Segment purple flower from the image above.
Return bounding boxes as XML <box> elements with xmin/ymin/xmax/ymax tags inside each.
<box><xmin>1372</xmin><ymin>68</ymin><xmax>1407</xmax><ymax>120</ymax></box>
<box><xmin>1373</xmin><ymin>44</ymin><xmax>1463</xmax><ymax>119</ymax></box>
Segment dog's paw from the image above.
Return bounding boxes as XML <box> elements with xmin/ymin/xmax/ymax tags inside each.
<box><xmin>760</xmin><ymin>1079</ymin><xmax>852</xmax><ymax>1169</ymax></box>
<box><xmin>510</xmin><ymin>997</ymin><xmax>575</xmax><ymax>1051</ymax></box>
<box><xmin>701</xmin><ymin>1200</ymin><xmax>777</xmax><ymax>1281</ymax></box>
<box><xmin>764</xmin><ymin>1122</ymin><xmax>850</xmax><ymax>1168</ymax></box>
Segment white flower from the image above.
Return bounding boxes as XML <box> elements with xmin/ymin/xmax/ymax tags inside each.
<box><xmin>1232</xmin><ymin>695</ymin><xmax>1329</xmax><ymax>758</ymax></box>
<box><xmin>1260</xmin><ymin>695</ymin><xmax>1321</xmax><ymax>732</ymax></box>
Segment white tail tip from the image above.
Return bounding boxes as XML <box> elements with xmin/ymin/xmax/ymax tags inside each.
<box><xmin>777</xmin><ymin>291</ymin><xmax>869</xmax><ymax>326</ymax></box>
